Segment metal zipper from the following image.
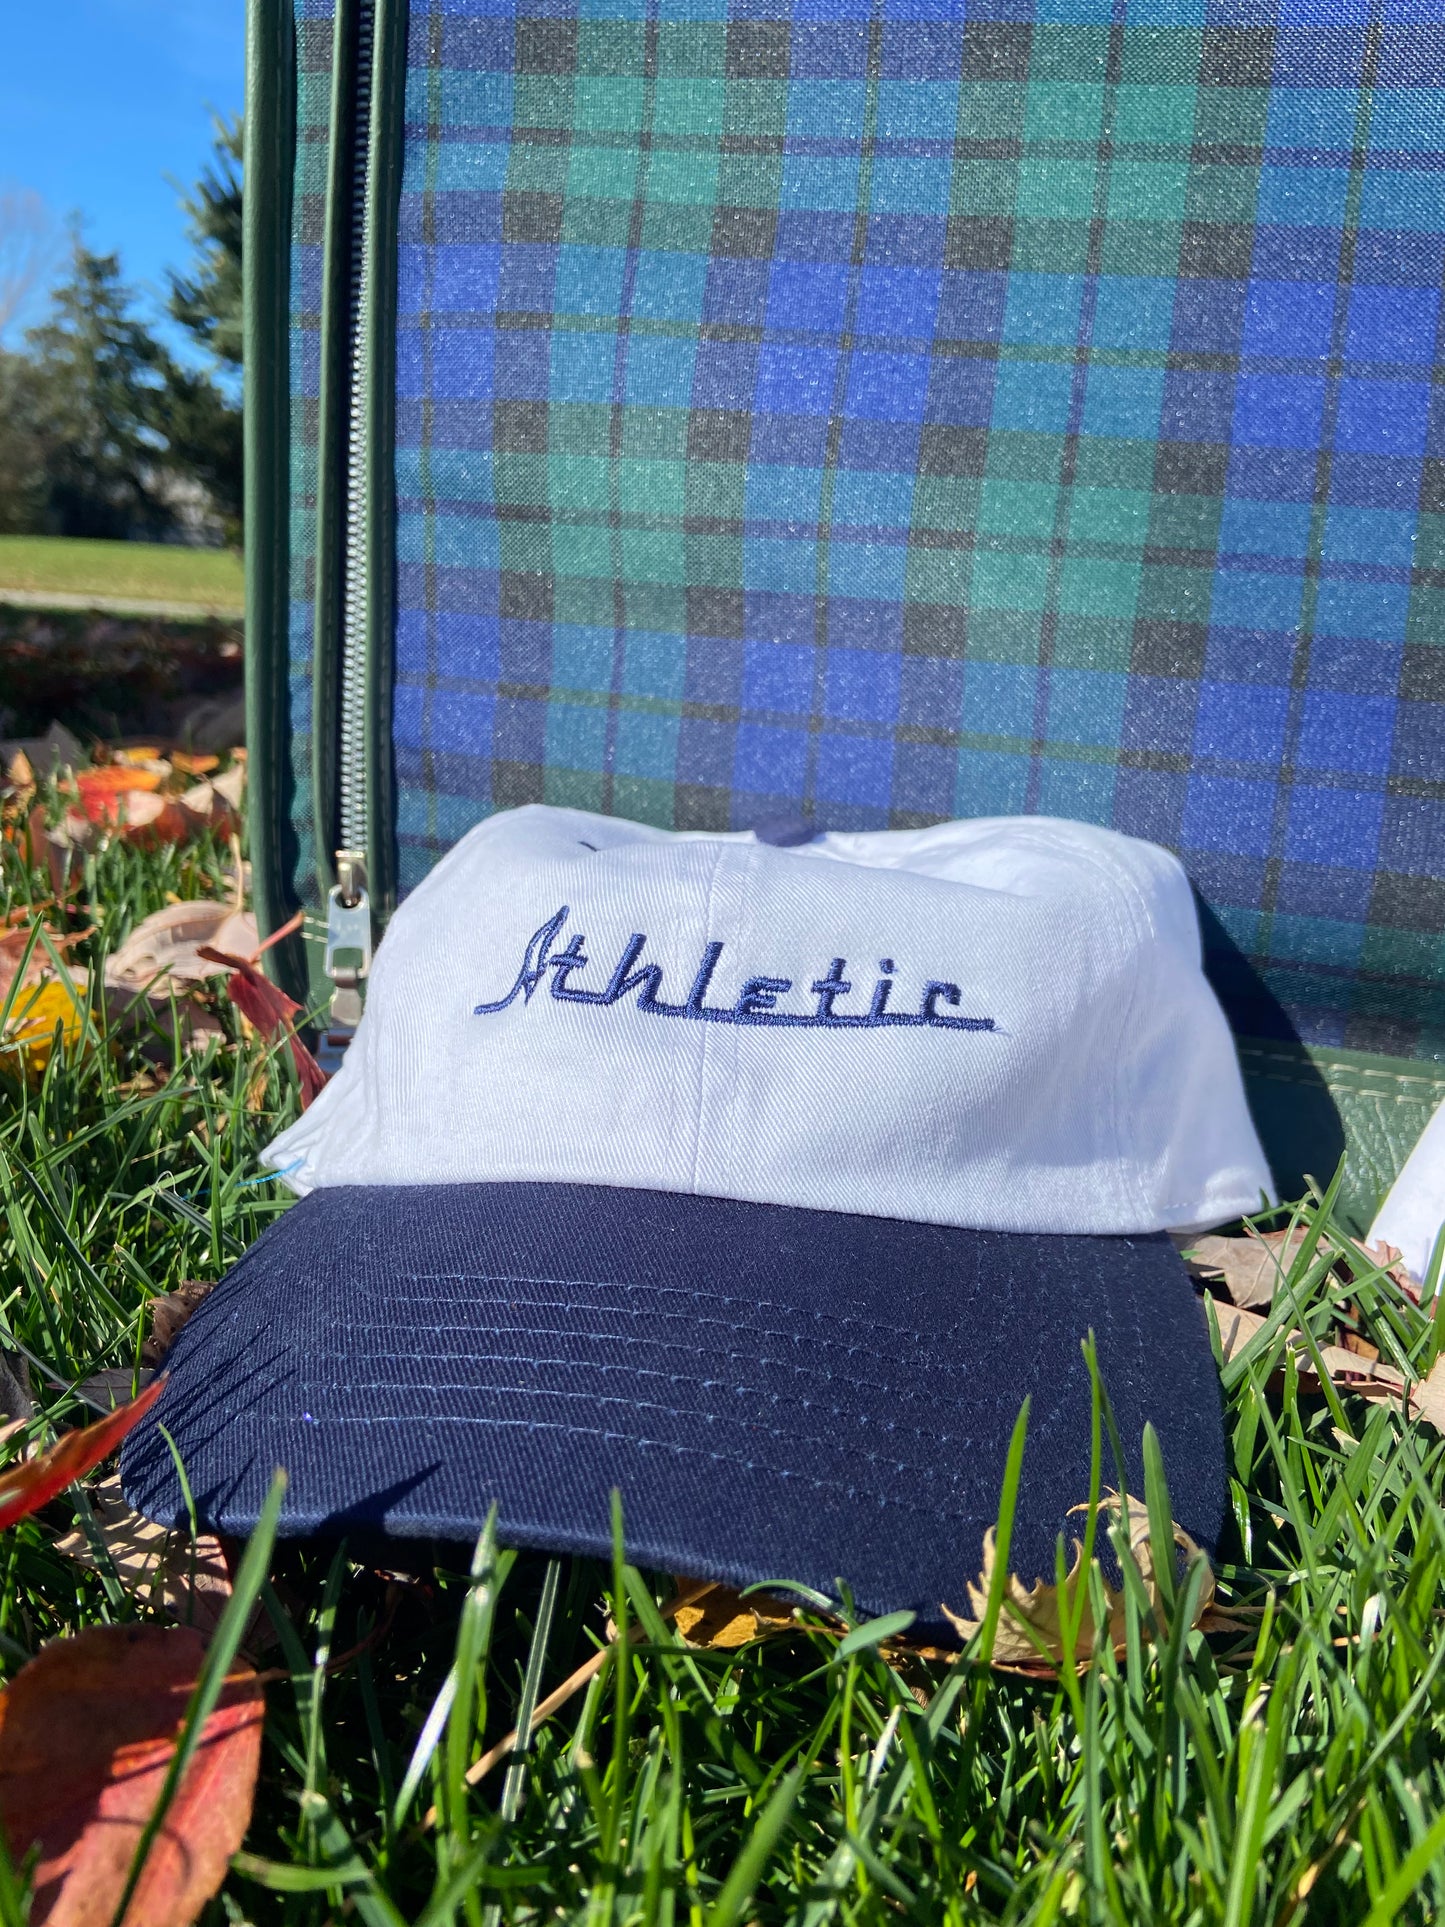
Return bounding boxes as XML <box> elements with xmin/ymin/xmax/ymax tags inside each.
<box><xmin>324</xmin><ymin>0</ymin><xmax>377</xmax><ymax>1051</ymax></box>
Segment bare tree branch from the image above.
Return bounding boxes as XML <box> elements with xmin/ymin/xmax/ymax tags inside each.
<box><xmin>0</xmin><ymin>186</ymin><xmax>59</xmax><ymax>341</ymax></box>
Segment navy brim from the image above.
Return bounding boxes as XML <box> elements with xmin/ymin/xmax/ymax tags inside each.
<box><xmin>121</xmin><ymin>1183</ymin><xmax>1226</xmax><ymax>1634</ymax></box>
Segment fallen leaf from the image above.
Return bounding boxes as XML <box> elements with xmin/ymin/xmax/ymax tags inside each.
<box><xmin>0</xmin><ymin>1377</ymin><xmax>166</xmax><ymax>1532</ymax></box>
<box><xmin>197</xmin><ymin>947</ymin><xmax>326</xmax><ymax>1107</ymax></box>
<box><xmin>105</xmin><ymin>902</ymin><xmax>258</xmax><ymax>995</ymax></box>
<box><xmin>176</xmin><ymin>775</ymin><xmax>244</xmax><ymax>838</ymax></box>
<box><xmin>941</xmin><ymin>1493</ymin><xmax>1215</xmax><ymax>1675</ymax></box>
<box><xmin>1184</xmin><ymin>1228</ymin><xmax>1323</xmax><ymax>1309</ymax></box>
<box><xmin>73</xmin><ymin>765</ymin><xmax>166</xmax><ymax>819</ymax></box>
<box><xmin>76</xmin><ymin>1370</ymin><xmax>155</xmax><ymax>1415</ymax></box>
<box><xmin>144</xmin><ymin>1281</ymin><xmax>218</xmax><ymax>1367</ymax></box>
<box><xmin>209</xmin><ymin>762</ymin><xmax>245</xmax><ymax>813</ymax></box>
<box><xmin>1341</xmin><ymin>1330</ymin><xmax>1381</xmax><ymax>1361</ymax></box>
<box><xmin>0</xmin><ymin>1623</ymin><xmax>263</xmax><ymax>1927</ymax></box>
<box><xmin>1353</xmin><ymin>1238</ymin><xmax>1424</xmax><ymax>1303</ymax></box>
<box><xmin>108</xmin><ymin>748</ymin><xmax>168</xmax><ymax>770</ymax></box>
<box><xmin>115</xmin><ymin>791</ymin><xmax>192</xmax><ymax>848</ymax></box>
<box><xmin>25</xmin><ymin>803</ymin><xmax>94</xmax><ymax>897</ymax></box>
<box><xmin>1</xmin><ymin>975</ymin><xmax>90</xmax><ymax>1078</ymax></box>
<box><xmin>0</xmin><ymin>921</ymin><xmax>89</xmax><ymax>1005</ymax></box>
<box><xmin>1187</xmin><ymin>1226</ymin><xmax>1425</xmax><ymax>1312</ymax></box>
<box><xmin>55</xmin><ymin>1476</ymin><xmax>248</xmax><ymax>1643</ymax></box>
<box><xmin>1211</xmin><ymin>1298</ymin><xmax>1445</xmax><ymax>1432</ymax></box>
<box><xmin>671</xmin><ymin>1586</ymin><xmax>798</xmax><ymax>1649</ymax></box>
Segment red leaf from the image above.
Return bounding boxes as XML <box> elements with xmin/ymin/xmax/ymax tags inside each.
<box><xmin>0</xmin><ymin>1377</ymin><xmax>167</xmax><ymax>1533</ymax></box>
<box><xmin>0</xmin><ymin>1624</ymin><xmax>263</xmax><ymax>1927</ymax></box>
<box><xmin>196</xmin><ymin>947</ymin><xmax>326</xmax><ymax>1108</ymax></box>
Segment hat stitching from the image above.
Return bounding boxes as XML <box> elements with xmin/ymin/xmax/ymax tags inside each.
<box><xmin>246</xmin><ymin>1407</ymin><xmax>995</xmax><ymax>1517</ymax></box>
<box><xmin>473</xmin><ymin>904</ymin><xmax>996</xmax><ymax>1032</ymax></box>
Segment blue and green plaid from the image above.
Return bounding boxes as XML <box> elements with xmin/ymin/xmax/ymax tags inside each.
<box><xmin>294</xmin><ymin>0</ymin><xmax>1445</xmax><ymax>1061</ymax></box>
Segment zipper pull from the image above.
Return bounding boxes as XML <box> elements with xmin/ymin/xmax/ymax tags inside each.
<box><xmin>324</xmin><ymin>847</ymin><xmax>373</xmax><ymax>1043</ymax></box>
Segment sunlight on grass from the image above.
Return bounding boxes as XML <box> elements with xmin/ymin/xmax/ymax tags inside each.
<box><xmin>0</xmin><ymin>536</ymin><xmax>243</xmax><ymax>611</ymax></box>
<box><xmin>2</xmin><ymin>799</ymin><xmax>1445</xmax><ymax>1921</ymax></box>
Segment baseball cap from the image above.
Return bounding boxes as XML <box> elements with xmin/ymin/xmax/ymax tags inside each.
<box><xmin>122</xmin><ymin>806</ymin><xmax>1271</xmax><ymax>1629</ymax></box>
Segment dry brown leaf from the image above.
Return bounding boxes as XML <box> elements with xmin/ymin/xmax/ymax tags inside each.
<box><xmin>1353</xmin><ymin>1238</ymin><xmax>1425</xmax><ymax>1302</ymax></box>
<box><xmin>115</xmin><ymin>791</ymin><xmax>192</xmax><ymax>847</ymax></box>
<box><xmin>0</xmin><ymin>922</ymin><xmax>89</xmax><ymax>1005</ymax></box>
<box><xmin>941</xmin><ymin>1493</ymin><xmax>1215</xmax><ymax>1674</ymax></box>
<box><xmin>54</xmin><ymin>1475</ymin><xmax>237</xmax><ymax>1638</ymax></box>
<box><xmin>1211</xmin><ymin>1297</ymin><xmax>1445</xmax><ymax>1431</ymax></box>
<box><xmin>0</xmin><ymin>1623</ymin><xmax>263</xmax><ymax>1927</ymax></box>
<box><xmin>24</xmin><ymin>803</ymin><xmax>94</xmax><ymax>897</ymax></box>
<box><xmin>210</xmin><ymin>763</ymin><xmax>245</xmax><ymax>812</ymax></box>
<box><xmin>176</xmin><ymin>775</ymin><xmax>243</xmax><ymax>838</ymax></box>
<box><xmin>76</xmin><ymin>1369</ymin><xmax>154</xmax><ymax>1415</ymax></box>
<box><xmin>1188</xmin><ymin>1226</ymin><xmax>1425</xmax><ymax>1312</ymax></box>
<box><xmin>144</xmin><ymin>1281</ymin><xmax>218</xmax><ymax>1367</ymax></box>
<box><xmin>104</xmin><ymin>901</ymin><xmax>258</xmax><ymax>995</ymax></box>
<box><xmin>1341</xmin><ymin>1330</ymin><xmax>1381</xmax><ymax>1361</ymax></box>
<box><xmin>1185</xmin><ymin>1228</ymin><xmax>1323</xmax><ymax>1308</ymax></box>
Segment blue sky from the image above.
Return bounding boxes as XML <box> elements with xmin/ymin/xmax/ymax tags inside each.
<box><xmin>0</xmin><ymin>0</ymin><xmax>244</xmax><ymax>352</ymax></box>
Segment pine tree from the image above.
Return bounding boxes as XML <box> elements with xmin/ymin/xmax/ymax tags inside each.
<box><xmin>26</xmin><ymin>240</ymin><xmax>173</xmax><ymax>540</ymax></box>
<box><xmin>162</xmin><ymin>115</ymin><xmax>243</xmax><ymax>538</ymax></box>
<box><xmin>0</xmin><ymin>350</ymin><xmax>48</xmax><ymax>535</ymax></box>
<box><xmin>168</xmin><ymin>116</ymin><xmax>242</xmax><ymax>371</ymax></box>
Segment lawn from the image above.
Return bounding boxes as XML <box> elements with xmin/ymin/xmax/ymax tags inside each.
<box><xmin>0</xmin><ymin>536</ymin><xmax>244</xmax><ymax>613</ymax></box>
<box><xmin>2</xmin><ymin>798</ymin><xmax>1445</xmax><ymax>1923</ymax></box>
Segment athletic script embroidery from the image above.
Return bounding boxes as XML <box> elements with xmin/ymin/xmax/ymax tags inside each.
<box><xmin>474</xmin><ymin>907</ymin><xmax>996</xmax><ymax>1033</ymax></box>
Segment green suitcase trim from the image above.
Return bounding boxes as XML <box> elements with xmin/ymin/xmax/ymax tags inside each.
<box><xmin>1239</xmin><ymin>1040</ymin><xmax>1445</xmax><ymax>1236</ymax></box>
<box><xmin>243</xmin><ymin>0</ymin><xmax>306</xmax><ymax>1008</ymax></box>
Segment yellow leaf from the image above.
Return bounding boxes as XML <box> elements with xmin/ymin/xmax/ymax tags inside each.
<box><xmin>2</xmin><ymin>976</ymin><xmax>89</xmax><ymax>1076</ymax></box>
<box><xmin>671</xmin><ymin>1586</ymin><xmax>797</xmax><ymax>1649</ymax></box>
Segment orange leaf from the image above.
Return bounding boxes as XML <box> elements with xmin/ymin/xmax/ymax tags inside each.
<box><xmin>0</xmin><ymin>1624</ymin><xmax>263</xmax><ymax>1927</ymax></box>
<box><xmin>0</xmin><ymin>1377</ymin><xmax>166</xmax><ymax>1533</ymax></box>
<box><xmin>73</xmin><ymin>767</ymin><xmax>164</xmax><ymax>820</ymax></box>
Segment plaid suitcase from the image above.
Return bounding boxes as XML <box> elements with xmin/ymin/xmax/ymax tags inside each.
<box><xmin>244</xmin><ymin>0</ymin><xmax>1445</xmax><ymax>1232</ymax></box>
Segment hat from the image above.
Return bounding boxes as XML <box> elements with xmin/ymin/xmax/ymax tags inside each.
<box><xmin>123</xmin><ymin>807</ymin><xmax>1270</xmax><ymax>1629</ymax></box>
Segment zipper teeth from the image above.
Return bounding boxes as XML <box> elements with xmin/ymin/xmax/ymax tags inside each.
<box><xmin>338</xmin><ymin>0</ymin><xmax>376</xmax><ymax>858</ymax></box>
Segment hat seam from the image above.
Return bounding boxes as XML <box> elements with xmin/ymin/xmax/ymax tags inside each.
<box><xmin>1099</xmin><ymin>843</ymin><xmax>1163</xmax><ymax>1229</ymax></box>
<box><xmin>723</xmin><ymin>840</ymin><xmax>759</xmax><ymax>1198</ymax></box>
<box><xmin>689</xmin><ymin>841</ymin><xmax>728</xmax><ymax>1199</ymax></box>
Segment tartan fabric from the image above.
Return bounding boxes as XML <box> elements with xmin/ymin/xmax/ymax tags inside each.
<box><xmin>287</xmin><ymin>0</ymin><xmax>339</xmax><ymax>914</ymax></box>
<box><xmin>363</xmin><ymin>0</ymin><xmax>1445</xmax><ymax>1058</ymax></box>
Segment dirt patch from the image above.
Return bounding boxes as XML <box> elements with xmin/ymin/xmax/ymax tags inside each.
<box><xmin>0</xmin><ymin>603</ymin><xmax>244</xmax><ymax>748</ymax></box>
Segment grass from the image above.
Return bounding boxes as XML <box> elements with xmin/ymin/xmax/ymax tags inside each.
<box><xmin>0</xmin><ymin>536</ymin><xmax>244</xmax><ymax>613</ymax></box>
<box><xmin>4</xmin><ymin>807</ymin><xmax>1445</xmax><ymax>1923</ymax></box>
